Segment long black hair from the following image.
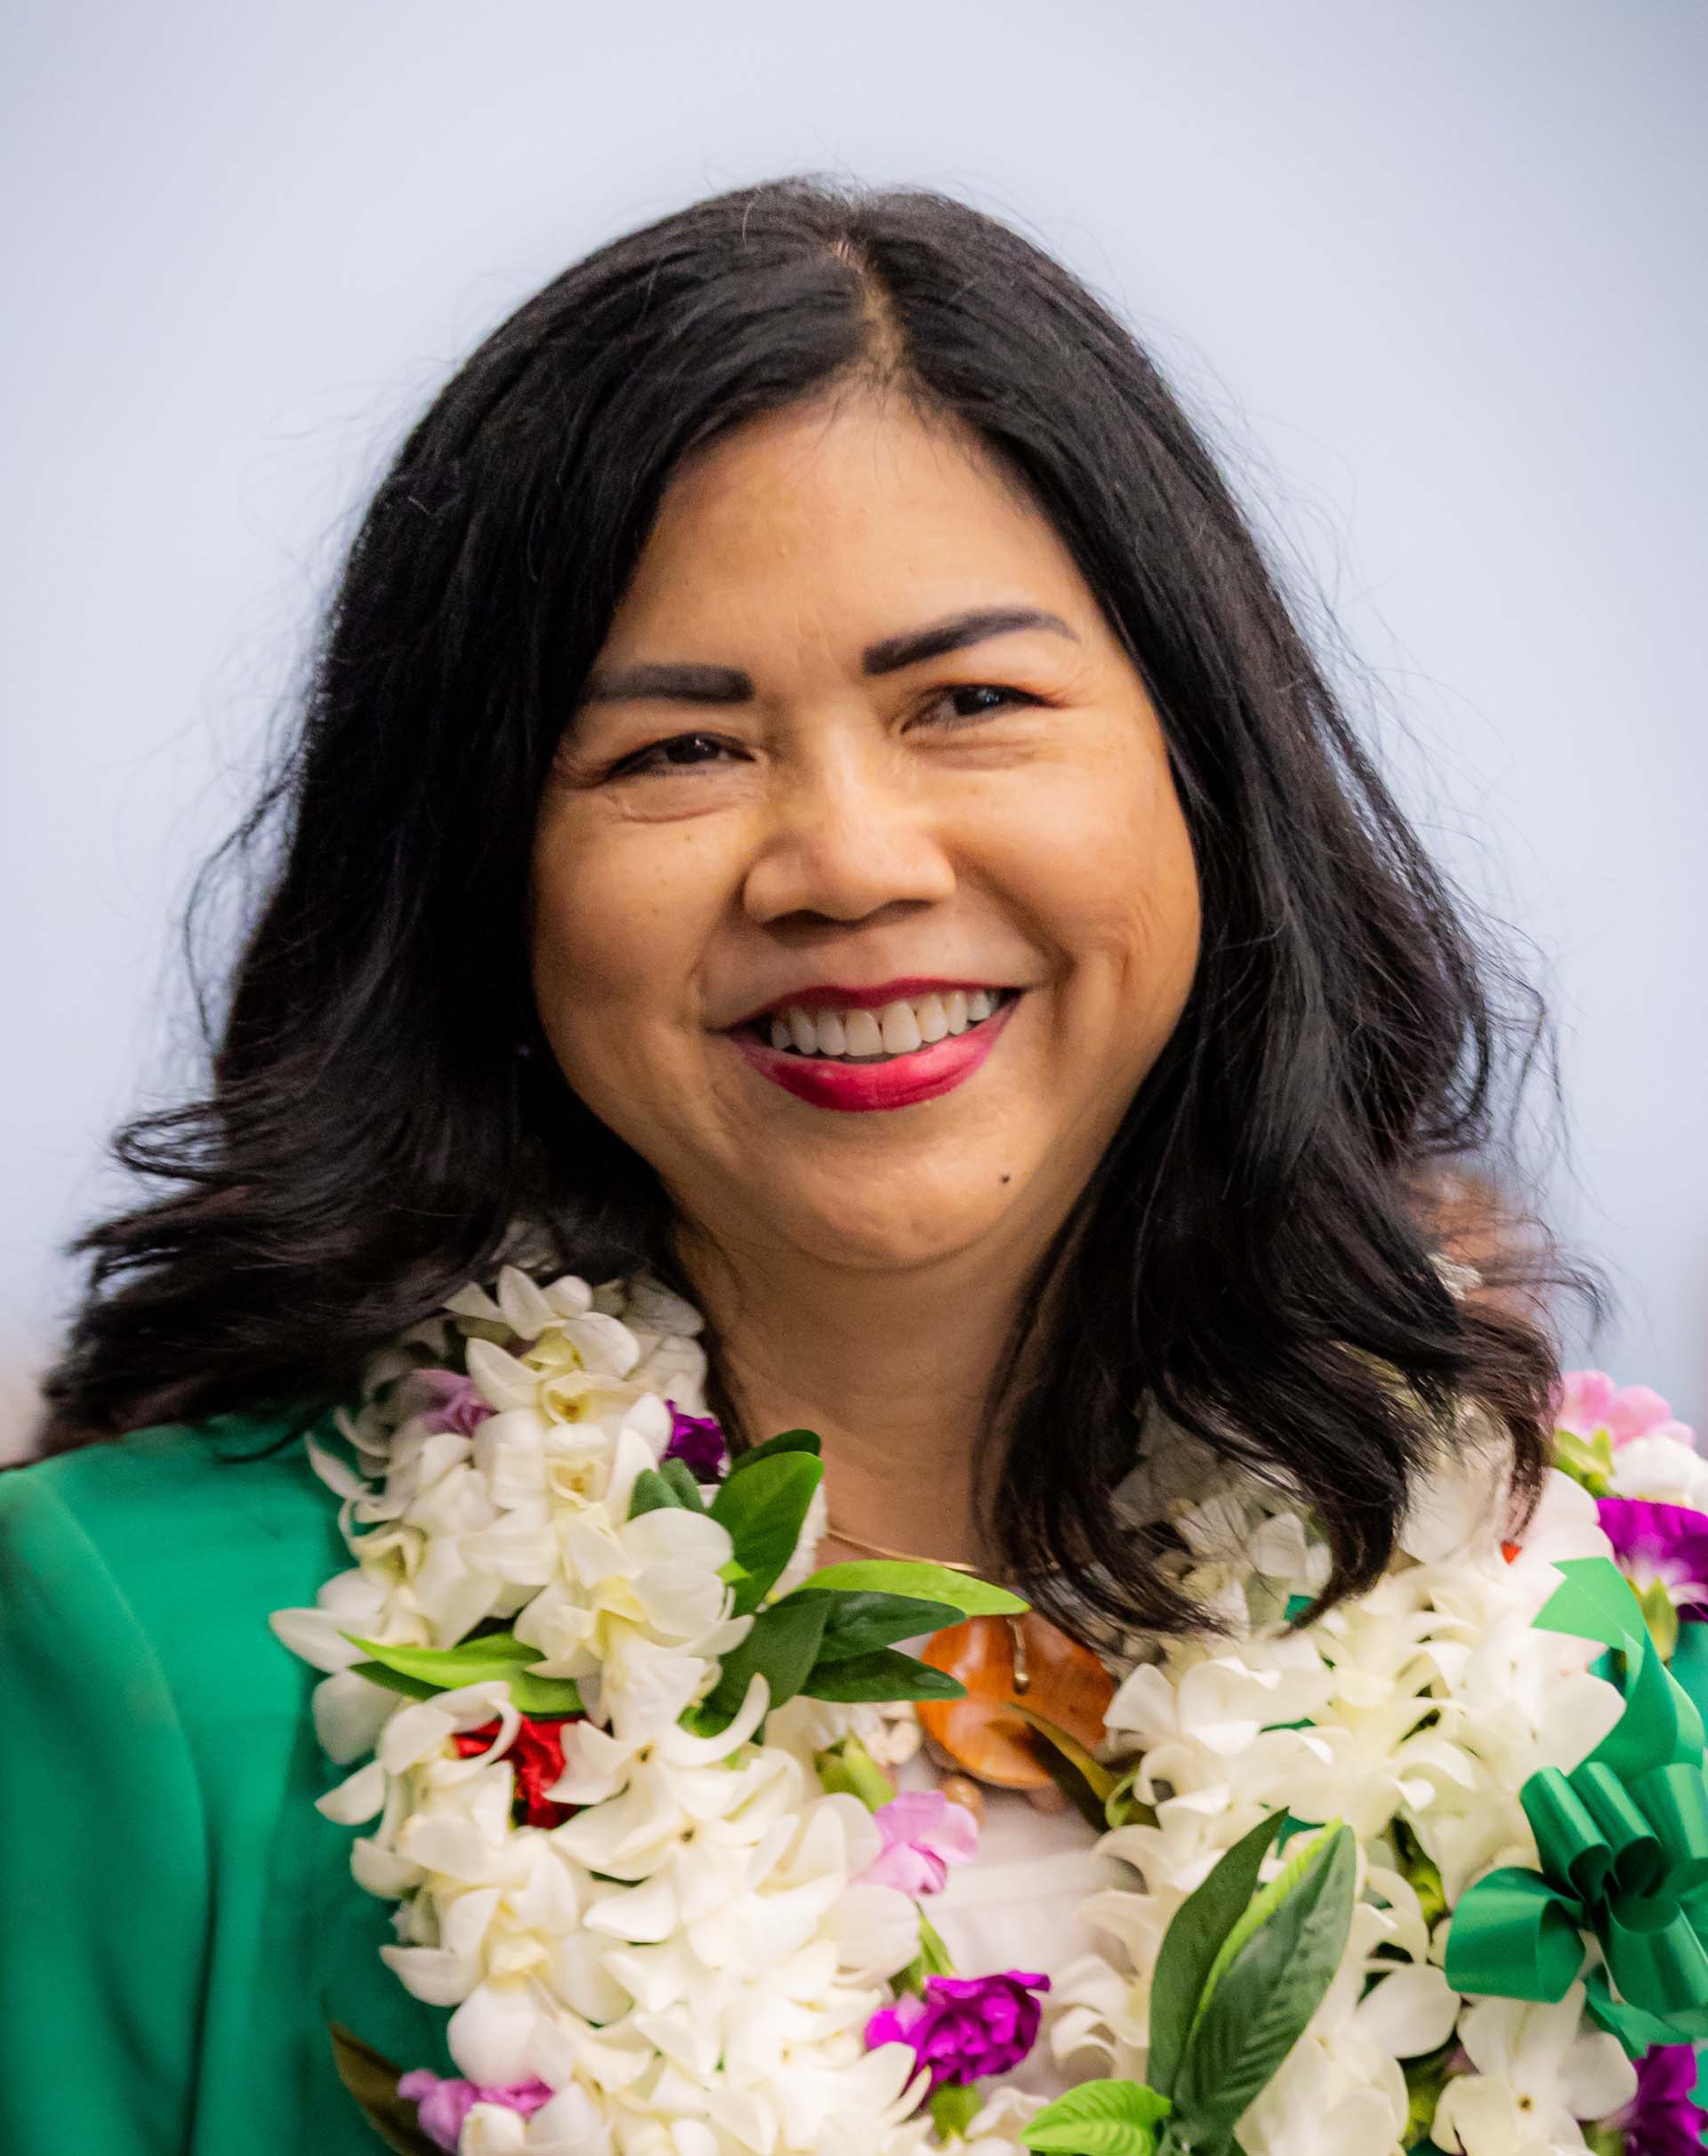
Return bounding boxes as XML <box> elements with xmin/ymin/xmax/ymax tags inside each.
<box><xmin>36</xmin><ymin>173</ymin><xmax>1593</xmax><ymax>1651</ymax></box>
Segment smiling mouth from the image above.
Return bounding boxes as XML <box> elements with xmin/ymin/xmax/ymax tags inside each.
<box><xmin>736</xmin><ymin>987</ymin><xmax>1019</xmax><ymax>1063</ymax></box>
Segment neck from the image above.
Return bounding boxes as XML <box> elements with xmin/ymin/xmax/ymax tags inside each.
<box><xmin>673</xmin><ymin>1223</ymin><xmax>1055</xmax><ymax>1573</ymax></box>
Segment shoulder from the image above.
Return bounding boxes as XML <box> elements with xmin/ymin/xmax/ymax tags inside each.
<box><xmin>4</xmin><ymin>1405</ymin><xmax>337</xmax><ymax>1538</ymax></box>
<box><xmin>0</xmin><ymin>1408</ymin><xmax>347</xmax><ymax>1722</ymax></box>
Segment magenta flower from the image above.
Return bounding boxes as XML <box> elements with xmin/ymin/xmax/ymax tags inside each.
<box><xmin>865</xmin><ymin>1970</ymin><xmax>1050</xmax><ymax>2087</ymax></box>
<box><xmin>1599</xmin><ymin>1497</ymin><xmax>1708</xmax><ymax>1618</ymax></box>
<box><xmin>663</xmin><ymin>1399</ymin><xmax>727</xmax><ymax>1481</ymax></box>
<box><xmin>397</xmin><ymin>2069</ymin><xmax>552</xmax><ymax>2151</ymax></box>
<box><xmin>857</xmin><ymin>1789</ymin><xmax>979</xmax><ymax>1895</ymax></box>
<box><xmin>1553</xmin><ymin>1369</ymin><xmax>1695</xmax><ymax>1450</ymax></box>
<box><xmin>411</xmin><ymin>1369</ymin><xmax>495</xmax><ymax>1437</ymax></box>
<box><xmin>1612</xmin><ymin>2044</ymin><xmax>1705</xmax><ymax>2156</ymax></box>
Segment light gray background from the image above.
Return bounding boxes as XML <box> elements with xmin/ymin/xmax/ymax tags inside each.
<box><xmin>5</xmin><ymin>1</ymin><xmax>1704</xmax><ymax>1453</ymax></box>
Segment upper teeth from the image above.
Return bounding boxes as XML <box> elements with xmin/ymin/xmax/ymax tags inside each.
<box><xmin>767</xmin><ymin>989</ymin><xmax>1001</xmax><ymax>1058</ymax></box>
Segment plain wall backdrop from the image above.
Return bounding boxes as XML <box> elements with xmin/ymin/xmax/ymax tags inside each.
<box><xmin>4</xmin><ymin>0</ymin><xmax>1704</xmax><ymax>1454</ymax></box>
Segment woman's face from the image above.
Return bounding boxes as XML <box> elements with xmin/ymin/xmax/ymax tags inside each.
<box><xmin>531</xmin><ymin>392</ymin><xmax>1201</xmax><ymax>1279</ymax></box>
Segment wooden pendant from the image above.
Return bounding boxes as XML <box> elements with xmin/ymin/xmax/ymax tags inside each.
<box><xmin>917</xmin><ymin>1611</ymin><xmax>1115</xmax><ymax>1790</ymax></box>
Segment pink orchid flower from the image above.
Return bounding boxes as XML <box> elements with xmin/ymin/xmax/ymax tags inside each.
<box><xmin>410</xmin><ymin>1369</ymin><xmax>495</xmax><ymax>1437</ymax></box>
<box><xmin>857</xmin><ymin>1789</ymin><xmax>979</xmax><ymax>1896</ymax></box>
<box><xmin>1552</xmin><ymin>1369</ymin><xmax>1695</xmax><ymax>1450</ymax></box>
<box><xmin>397</xmin><ymin>2070</ymin><xmax>552</xmax><ymax>2152</ymax></box>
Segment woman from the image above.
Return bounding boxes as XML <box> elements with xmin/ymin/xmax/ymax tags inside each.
<box><xmin>0</xmin><ymin>174</ymin><xmax>1599</xmax><ymax>2155</ymax></box>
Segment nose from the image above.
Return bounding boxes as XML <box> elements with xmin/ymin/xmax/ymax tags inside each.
<box><xmin>738</xmin><ymin>732</ymin><xmax>957</xmax><ymax>927</ymax></box>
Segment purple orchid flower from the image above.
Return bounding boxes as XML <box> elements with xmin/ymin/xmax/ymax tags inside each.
<box><xmin>663</xmin><ymin>1399</ymin><xmax>727</xmax><ymax>1481</ymax></box>
<box><xmin>857</xmin><ymin>1789</ymin><xmax>979</xmax><ymax>1896</ymax></box>
<box><xmin>397</xmin><ymin>2069</ymin><xmax>552</xmax><ymax>2151</ymax></box>
<box><xmin>1613</xmin><ymin>2044</ymin><xmax>1706</xmax><ymax>2156</ymax></box>
<box><xmin>411</xmin><ymin>1369</ymin><xmax>495</xmax><ymax>1437</ymax></box>
<box><xmin>1598</xmin><ymin>1497</ymin><xmax>1708</xmax><ymax>1618</ymax></box>
<box><xmin>865</xmin><ymin>1970</ymin><xmax>1050</xmax><ymax>2087</ymax></box>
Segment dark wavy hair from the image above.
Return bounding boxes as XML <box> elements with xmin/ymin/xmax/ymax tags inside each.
<box><xmin>35</xmin><ymin>173</ymin><xmax>1594</xmax><ymax>1651</ymax></box>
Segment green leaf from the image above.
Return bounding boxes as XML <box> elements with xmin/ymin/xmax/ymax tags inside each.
<box><xmin>697</xmin><ymin>1593</ymin><xmax>829</xmax><ymax>1730</ymax></box>
<box><xmin>814</xmin><ymin>1736</ymin><xmax>898</xmax><ymax>1809</ymax></box>
<box><xmin>1190</xmin><ymin>1821</ymin><xmax>1345</xmax><ymax>2032</ymax></box>
<box><xmin>793</xmin><ymin>1558</ymin><xmax>1028</xmax><ymax>1618</ymax></box>
<box><xmin>350</xmin><ymin>1660</ymin><xmax>442</xmax><ymax>1703</ymax></box>
<box><xmin>657</xmin><ymin>1457</ymin><xmax>708</xmax><ymax>1510</ymax></box>
<box><xmin>1146</xmin><ymin>1811</ymin><xmax>1288</xmax><ymax>2100</ymax></box>
<box><xmin>1390</xmin><ymin>1817</ymin><xmax>1447</xmax><ymax>1931</ymax></box>
<box><xmin>1400</xmin><ymin>2037</ymin><xmax>1460</xmax><ymax>2148</ymax></box>
<box><xmin>327</xmin><ymin>2022</ymin><xmax>444</xmax><ymax>2156</ymax></box>
<box><xmin>709</xmin><ymin>1452</ymin><xmax>825</xmax><ymax>1615</ymax></box>
<box><xmin>917</xmin><ymin>1909</ymin><xmax>954</xmax><ymax>1974</ymax></box>
<box><xmin>628</xmin><ymin>1466</ymin><xmax>687</xmax><ymax>1517</ymax></box>
<box><xmin>1172</xmin><ymin>1823</ymin><xmax>1357</xmax><ymax>2152</ymax></box>
<box><xmin>803</xmin><ymin>1589</ymin><xmax>963</xmax><ymax>1661</ymax></box>
<box><xmin>895</xmin><ymin>1908</ymin><xmax>957</xmax><ymax>1995</ymax></box>
<box><xmin>724</xmin><ymin>1426</ymin><xmax>823</xmax><ymax>1471</ymax></box>
<box><xmin>1004</xmin><ymin>1701</ymin><xmax>1118</xmax><ymax>1801</ymax></box>
<box><xmin>344</xmin><ymin>1630</ymin><xmax>535</xmax><ymax>1684</ymax></box>
<box><xmin>929</xmin><ymin>2080</ymin><xmax>983</xmax><ymax>2140</ymax></box>
<box><xmin>343</xmin><ymin>1632</ymin><xmax>584</xmax><ymax>1716</ymax></box>
<box><xmin>1103</xmin><ymin>1763</ymin><xmax>1155</xmax><ymax>1831</ymax></box>
<box><xmin>798</xmin><ymin>1647</ymin><xmax>967</xmax><ymax>1703</ymax></box>
<box><xmin>1636</xmin><ymin>1573</ymin><xmax>1682</xmax><ymax>1660</ymax></box>
<box><xmin>1022</xmin><ymin>2078</ymin><xmax>1174</xmax><ymax>2156</ymax></box>
<box><xmin>1551</xmin><ymin>1423</ymin><xmax>1615</xmax><ymax>1498</ymax></box>
<box><xmin>490</xmin><ymin>1667</ymin><xmax>586</xmax><ymax>1715</ymax></box>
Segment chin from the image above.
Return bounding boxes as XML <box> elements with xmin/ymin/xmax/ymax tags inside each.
<box><xmin>750</xmin><ymin>1164</ymin><xmax>1024</xmax><ymax>1273</ymax></box>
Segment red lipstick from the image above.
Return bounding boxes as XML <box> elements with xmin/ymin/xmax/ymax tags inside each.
<box><xmin>727</xmin><ymin>991</ymin><xmax>1020</xmax><ymax>1112</ymax></box>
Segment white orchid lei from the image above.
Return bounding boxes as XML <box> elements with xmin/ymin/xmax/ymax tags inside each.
<box><xmin>271</xmin><ymin>1264</ymin><xmax>1708</xmax><ymax>2156</ymax></box>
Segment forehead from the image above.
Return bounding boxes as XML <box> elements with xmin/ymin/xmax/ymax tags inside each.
<box><xmin>604</xmin><ymin>392</ymin><xmax>1096</xmax><ymax>657</ymax></box>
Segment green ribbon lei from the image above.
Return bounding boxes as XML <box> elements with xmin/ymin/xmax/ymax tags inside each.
<box><xmin>1443</xmin><ymin>1555</ymin><xmax>1708</xmax><ymax>2055</ymax></box>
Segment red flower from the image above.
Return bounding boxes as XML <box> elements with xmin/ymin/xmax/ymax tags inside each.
<box><xmin>453</xmin><ymin>1715</ymin><xmax>580</xmax><ymax>1828</ymax></box>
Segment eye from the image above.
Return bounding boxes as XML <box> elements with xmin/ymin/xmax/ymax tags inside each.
<box><xmin>916</xmin><ymin>683</ymin><xmax>1039</xmax><ymax>730</ymax></box>
<box><xmin>606</xmin><ymin>731</ymin><xmax>747</xmax><ymax>779</ymax></box>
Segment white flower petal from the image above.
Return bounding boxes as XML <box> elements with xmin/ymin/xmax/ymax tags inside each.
<box><xmin>316</xmin><ymin>1758</ymin><xmax>386</xmax><ymax>1823</ymax></box>
<box><xmin>495</xmin><ymin>1265</ymin><xmax>561</xmax><ymax>1341</ymax></box>
<box><xmin>522</xmin><ymin>2086</ymin><xmax>614</xmax><ymax>2156</ymax></box>
<box><xmin>305</xmin><ymin>1432</ymin><xmax>369</xmax><ymax>1500</ymax></box>
<box><xmin>381</xmin><ymin>1941</ymin><xmax>479</xmax><ymax>2007</ymax></box>
<box><xmin>1553</xmin><ymin>2025</ymin><xmax>1637</xmax><ymax>2120</ymax></box>
<box><xmin>1351</xmin><ymin>1963</ymin><xmax>1461</xmax><ymax>2059</ymax></box>
<box><xmin>826</xmin><ymin>1882</ymin><xmax>920</xmax><ymax>1980</ymax></box>
<box><xmin>269</xmin><ymin>1605</ymin><xmax>368</xmax><ymax>1673</ymax></box>
<box><xmin>312</xmin><ymin>1668</ymin><xmax>399</xmax><ymax>1763</ymax></box>
<box><xmin>560</xmin><ymin>1312</ymin><xmax>642</xmax><ymax>1379</ymax></box>
<box><xmin>467</xmin><ymin>1336</ymin><xmax>544</xmax><ymax>1414</ymax></box>
<box><xmin>448</xmin><ymin>1976</ymin><xmax>543</xmax><ymax>2084</ymax></box>
<box><xmin>584</xmin><ymin>1870</ymin><xmax>681</xmax><ymax>1942</ymax></box>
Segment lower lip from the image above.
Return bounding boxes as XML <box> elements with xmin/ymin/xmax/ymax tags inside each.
<box><xmin>726</xmin><ymin>995</ymin><xmax>1020</xmax><ymax>1112</ymax></box>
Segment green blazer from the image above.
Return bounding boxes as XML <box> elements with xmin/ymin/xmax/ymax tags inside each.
<box><xmin>0</xmin><ymin>1413</ymin><xmax>455</xmax><ymax>2154</ymax></box>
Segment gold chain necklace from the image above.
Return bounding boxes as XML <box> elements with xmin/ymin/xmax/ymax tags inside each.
<box><xmin>821</xmin><ymin>1519</ymin><xmax>984</xmax><ymax>1573</ymax></box>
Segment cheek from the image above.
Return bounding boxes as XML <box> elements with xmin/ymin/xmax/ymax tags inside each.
<box><xmin>1006</xmin><ymin>755</ymin><xmax>1202</xmax><ymax>1028</ymax></box>
<box><xmin>528</xmin><ymin>817</ymin><xmax>704</xmax><ymax>1090</ymax></box>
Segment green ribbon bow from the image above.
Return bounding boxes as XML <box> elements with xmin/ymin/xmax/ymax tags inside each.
<box><xmin>1443</xmin><ymin>1555</ymin><xmax>1708</xmax><ymax>2055</ymax></box>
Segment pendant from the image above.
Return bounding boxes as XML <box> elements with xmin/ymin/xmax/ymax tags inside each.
<box><xmin>916</xmin><ymin>1611</ymin><xmax>1115</xmax><ymax>1793</ymax></box>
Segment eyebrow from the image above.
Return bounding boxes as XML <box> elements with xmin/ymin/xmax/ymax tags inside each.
<box><xmin>576</xmin><ymin>604</ymin><xmax>1078</xmax><ymax>707</ymax></box>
